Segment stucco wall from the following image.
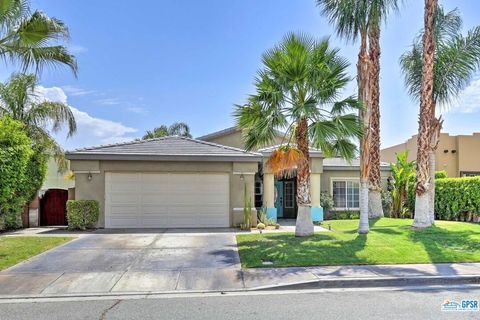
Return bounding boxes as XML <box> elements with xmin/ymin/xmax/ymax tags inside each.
<box><xmin>41</xmin><ymin>158</ymin><xmax>75</xmax><ymax>191</ymax></box>
<box><xmin>381</xmin><ymin>132</ymin><xmax>480</xmax><ymax>177</ymax></box>
<box><xmin>320</xmin><ymin>169</ymin><xmax>391</xmax><ymax>195</ymax></box>
<box><xmin>457</xmin><ymin>133</ymin><xmax>480</xmax><ymax>175</ymax></box>
<box><xmin>71</xmin><ymin>160</ymin><xmax>257</xmax><ymax>228</ymax></box>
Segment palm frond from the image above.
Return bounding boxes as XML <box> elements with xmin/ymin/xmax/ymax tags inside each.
<box><xmin>27</xmin><ymin>100</ymin><xmax>77</xmax><ymax>137</ymax></box>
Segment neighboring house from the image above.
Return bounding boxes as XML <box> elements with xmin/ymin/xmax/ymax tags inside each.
<box><xmin>66</xmin><ymin>126</ymin><xmax>391</xmax><ymax>229</ymax></box>
<box><xmin>381</xmin><ymin>132</ymin><xmax>480</xmax><ymax>178</ymax></box>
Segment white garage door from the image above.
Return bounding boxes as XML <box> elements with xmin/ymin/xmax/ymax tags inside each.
<box><xmin>105</xmin><ymin>172</ymin><xmax>229</xmax><ymax>228</ymax></box>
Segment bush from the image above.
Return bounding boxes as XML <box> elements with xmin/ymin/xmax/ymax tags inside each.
<box><xmin>435</xmin><ymin>170</ymin><xmax>448</xmax><ymax>179</ymax></box>
<box><xmin>381</xmin><ymin>190</ymin><xmax>392</xmax><ymax>217</ymax></box>
<box><xmin>320</xmin><ymin>192</ymin><xmax>334</xmax><ymax>212</ymax></box>
<box><xmin>435</xmin><ymin>177</ymin><xmax>480</xmax><ymax>221</ymax></box>
<box><xmin>257</xmin><ymin>222</ymin><xmax>265</xmax><ymax>230</ymax></box>
<box><xmin>66</xmin><ymin>200</ymin><xmax>99</xmax><ymax>230</ymax></box>
<box><xmin>0</xmin><ymin>116</ymin><xmax>33</xmax><ymax>230</ymax></box>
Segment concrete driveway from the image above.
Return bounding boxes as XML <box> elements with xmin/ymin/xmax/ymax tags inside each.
<box><xmin>0</xmin><ymin>229</ymin><xmax>244</xmax><ymax>296</ymax></box>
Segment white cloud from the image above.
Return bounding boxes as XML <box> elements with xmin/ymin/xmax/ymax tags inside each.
<box><xmin>61</xmin><ymin>85</ymin><xmax>96</xmax><ymax>97</ymax></box>
<box><xmin>125</xmin><ymin>106</ymin><xmax>147</xmax><ymax>114</ymax></box>
<box><xmin>96</xmin><ymin>98</ymin><xmax>121</xmax><ymax>105</ymax></box>
<box><xmin>449</xmin><ymin>78</ymin><xmax>480</xmax><ymax>113</ymax></box>
<box><xmin>35</xmin><ymin>86</ymin><xmax>137</xmax><ymax>149</ymax></box>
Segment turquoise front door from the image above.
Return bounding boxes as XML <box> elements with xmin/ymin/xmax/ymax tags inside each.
<box><xmin>274</xmin><ymin>180</ymin><xmax>284</xmax><ymax>218</ymax></box>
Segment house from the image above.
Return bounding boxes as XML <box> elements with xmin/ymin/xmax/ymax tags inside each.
<box><xmin>65</xmin><ymin>127</ymin><xmax>391</xmax><ymax>228</ymax></box>
<box><xmin>381</xmin><ymin>132</ymin><xmax>480</xmax><ymax>178</ymax></box>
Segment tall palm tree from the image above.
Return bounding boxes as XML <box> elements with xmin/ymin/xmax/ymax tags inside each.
<box><xmin>400</xmin><ymin>5</ymin><xmax>480</xmax><ymax>227</ymax></box>
<box><xmin>142</xmin><ymin>122</ymin><xmax>192</xmax><ymax>139</ymax></box>
<box><xmin>317</xmin><ymin>0</ymin><xmax>399</xmax><ymax>233</ymax></box>
<box><xmin>0</xmin><ymin>73</ymin><xmax>76</xmax><ymax>169</ymax></box>
<box><xmin>0</xmin><ymin>0</ymin><xmax>77</xmax><ymax>75</ymax></box>
<box><xmin>234</xmin><ymin>33</ymin><xmax>362</xmax><ymax>237</ymax></box>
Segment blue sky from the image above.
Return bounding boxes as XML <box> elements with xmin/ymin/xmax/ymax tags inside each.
<box><xmin>4</xmin><ymin>0</ymin><xmax>480</xmax><ymax>150</ymax></box>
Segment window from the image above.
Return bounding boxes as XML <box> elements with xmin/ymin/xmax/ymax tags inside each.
<box><xmin>332</xmin><ymin>179</ymin><xmax>359</xmax><ymax>209</ymax></box>
<box><xmin>254</xmin><ymin>181</ymin><xmax>263</xmax><ymax>208</ymax></box>
<box><xmin>461</xmin><ymin>172</ymin><xmax>480</xmax><ymax>177</ymax></box>
<box><xmin>284</xmin><ymin>181</ymin><xmax>294</xmax><ymax>208</ymax></box>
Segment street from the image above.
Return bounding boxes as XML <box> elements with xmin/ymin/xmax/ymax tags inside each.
<box><xmin>1</xmin><ymin>286</ymin><xmax>479</xmax><ymax>320</ymax></box>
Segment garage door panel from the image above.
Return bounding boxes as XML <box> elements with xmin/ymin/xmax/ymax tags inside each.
<box><xmin>105</xmin><ymin>172</ymin><xmax>229</xmax><ymax>228</ymax></box>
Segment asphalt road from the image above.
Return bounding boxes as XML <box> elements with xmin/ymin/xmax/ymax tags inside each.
<box><xmin>1</xmin><ymin>286</ymin><xmax>479</xmax><ymax>320</ymax></box>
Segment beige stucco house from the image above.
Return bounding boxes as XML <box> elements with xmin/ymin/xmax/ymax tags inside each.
<box><xmin>381</xmin><ymin>132</ymin><xmax>480</xmax><ymax>178</ymax></box>
<box><xmin>66</xmin><ymin>127</ymin><xmax>391</xmax><ymax>228</ymax></box>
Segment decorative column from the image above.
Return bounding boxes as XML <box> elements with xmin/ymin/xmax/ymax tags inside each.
<box><xmin>310</xmin><ymin>159</ymin><xmax>323</xmax><ymax>222</ymax></box>
<box><xmin>263</xmin><ymin>173</ymin><xmax>277</xmax><ymax>222</ymax></box>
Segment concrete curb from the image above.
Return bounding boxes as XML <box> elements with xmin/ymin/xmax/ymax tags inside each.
<box><xmin>1</xmin><ymin>274</ymin><xmax>480</xmax><ymax>302</ymax></box>
<box><xmin>250</xmin><ymin>274</ymin><xmax>480</xmax><ymax>291</ymax></box>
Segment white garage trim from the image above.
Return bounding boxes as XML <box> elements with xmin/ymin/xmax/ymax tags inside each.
<box><xmin>105</xmin><ymin>172</ymin><xmax>230</xmax><ymax>228</ymax></box>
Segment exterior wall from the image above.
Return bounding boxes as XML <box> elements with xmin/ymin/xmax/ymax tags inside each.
<box><xmin>320</xmin><ymin>169</ymin><xmax>391</xmax><ymax>195</ymax></box>
<box><xmin>381</xmin><ymin>132</ymin><xmax>480</xmax><ymax>177</ymax></box>
<box><xmin>457</xmin><ymin>133</ymin><xmax>480</xmax><ymax>175</ymax></box>
<box><xmin>41</xmin><ymin>158</ymin><xmax>75</xmax><ymax>191</ymax></box>
<box><xmin>71</xmin><ymin>160</ymin><xmax>257</xmax><ymax>228</ymax></box>
<box><xmin>202</xmin><ymin>129</ymin><xmax>284</xmax><ymax>151</ymax></box>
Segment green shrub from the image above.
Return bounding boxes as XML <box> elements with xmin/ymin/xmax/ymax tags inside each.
<box><xmin>381</xmin><ymin>190</ymin><xmax>392</xmax><ymax>217</ymax></box>
<box><xmin>435</xmin><ymin>177</ymin><xmax>480</xmax><ymax>221</ymax></box>
<box><xmin>435</xmin><ymin>170</ymin><xmax>448</xmax><ymax>179</ymax></box>
<box><xmin>349</xmin><ymin>212</ymin><xmax>360</xmax><ymax>219</ymax></box>
<box><xmin>257</xmin><ymin>222</ymin><xmax>265</xmax><ymax>230</ymax></box>
<box><xmin>320</xmin><ymin>192</ymin><xmax>334</xmax><ymax>212</ymax></box>
<box><xmin>66</xmin><ymin>200</ymin><xmax>99</xmax><ymax>230</ymax></box>
<box><xmin>0</xmin><ymin>116</ymin><xmax>33</xmax><ymax>230</ymax></box>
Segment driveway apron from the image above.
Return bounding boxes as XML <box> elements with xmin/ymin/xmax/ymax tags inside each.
<box><xmin>0</xmin><ymin>229</ymin><xmax>243</xmax><ymax>295</ymax></box>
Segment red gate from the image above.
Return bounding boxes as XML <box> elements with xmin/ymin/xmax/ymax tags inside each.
<box><xmin>40</xmin><ymin>189</ymin><xmax>68</xmax><ymax>226</ymax></box>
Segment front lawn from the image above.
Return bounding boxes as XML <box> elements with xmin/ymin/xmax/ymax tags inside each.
<box><xmin>0</xmin><ymin>236</ymin><xmax>73</xmax><ymax>271</ymax></box>
<box><xmin>236</xmin><ymin>218</ymin><xmax>480</xmax><ymax>268</ymax></box>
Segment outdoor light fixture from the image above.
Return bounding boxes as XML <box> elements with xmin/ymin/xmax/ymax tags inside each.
<box><xmin>240</xmin><ymin>174</ymin><xmax>244</xmax><ymax>181</ymax></box>
<box><xmin>443</xmin><ymin>149</ymin><xmax>449</xmax><ymax>153</ymax></box>
<box><xmin>451</xmin><ymin>150</ymin><xmax>457</xmax><ymax>154</ymax></box>
<box><xmin>87</xmin><ymin>172</ymin><xmax>93</xmax><ymax>181</ymax></box>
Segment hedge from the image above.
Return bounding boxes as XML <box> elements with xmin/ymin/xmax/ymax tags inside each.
<box><xmin>66</xmin><ymin>200</ymin><xmax>99</xmax><ymax>230</ymax></box>
<box><xmin>435</xmin><ymin>177</ymin><xmax>480</xmax><ymax>221</ymax></box>
<box><xmin>0</xmin><ymin>116</ymin><xmax>33</xmax><ymax>230</ymax></box>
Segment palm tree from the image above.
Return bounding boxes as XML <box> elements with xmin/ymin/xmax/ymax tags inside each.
<box><xmin>316</xmin><ymin>0</ymin><xmax>399</xmax><ymax>233</ymax></box>
<box><xmin>142</xmin><ymin>122</ymin><xmax>192</xmax><ymax>139</ymax></box>
<box><xmin>0</xmin><ymin>0</ymin><xmax>77</xmax><ymax>75</ymax></box>
<box><xmin>0</xmin><ymin>73</ymin><xmax>76</xmax><ymax>169</ymax></box>
<box><xmin>400</xmin><ymin>5</ymin><xmax>480</xmax><ymax>227</ymax></box>
<box><xmin>234</xmin><ymin>33</ymin><xmax>362</xmax><ymax>237</ymax></box>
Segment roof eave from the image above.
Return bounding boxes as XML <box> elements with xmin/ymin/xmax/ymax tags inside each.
<box><xmin>65</xmin><ymin>153</ymin><xmax>262</xmax><ymax>162</ymax></box>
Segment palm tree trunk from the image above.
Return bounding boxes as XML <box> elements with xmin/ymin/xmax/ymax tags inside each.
<box><xmin>413</xmin><ymin>0</ymin><xmax>437</xmax><ymax>229</ymax></box>
<box><xmin>427</xmin><ymin>113</ymin><xmax>442</xmax><ymax>224</ymax></box>
<box><xmin>295</xmin><ymin>118</ymin><xmax>314</xmax><ymax>237</ymax></box>
<box><xmin>358</xmin><ymin>30</ymin><xmax>371</xmax><ymax>234</ymax></box>
<box><xmin>368</xmin><ymin>24</ymin><xmax>384</xmax><ymax>219</ymax></box>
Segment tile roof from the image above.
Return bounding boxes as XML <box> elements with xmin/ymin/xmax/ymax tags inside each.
<box><xmin>66</xmin><ymin>136</ymin><xmax>262</xmax><ymax>161</ymax></box>
<box><xmin>323</xmin><ymin>157</ymin><xmax>391</xmax><ymax>169</ymax></box>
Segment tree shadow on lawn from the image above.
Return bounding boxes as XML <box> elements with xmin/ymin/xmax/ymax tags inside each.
<box><xmin>237</xmin><ymin>230</ymin><xmax>370</xmax><ymax>267</ymax></box>
<box><xmin>409</xmin><ymin>224</ymin><xmax>480</xmax><ymax>275</ymax></box>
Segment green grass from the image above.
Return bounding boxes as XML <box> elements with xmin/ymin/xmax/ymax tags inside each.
<box><xmin>0</xmin><ymin>236</ymin><xmax>73</xmax><ymax>271</ymax></box>
<box><xmin>236</xmin><ymin>218</ymin><xmax>480</xmax><ymax>268</ymax></box>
